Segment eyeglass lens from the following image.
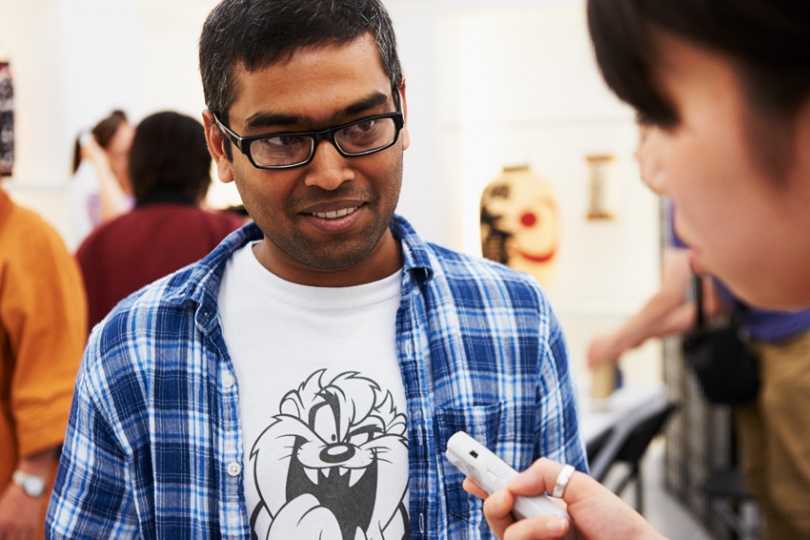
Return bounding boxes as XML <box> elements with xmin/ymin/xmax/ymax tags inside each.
<box><xmin>249</xmin><ymin>116</ymin><xmax>398</xmax><ymax>167</ymax></box>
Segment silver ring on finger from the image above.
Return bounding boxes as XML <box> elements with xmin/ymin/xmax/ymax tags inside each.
<box><xmin>551</xmin><ymin>464</ymin><xmax>576</xmax><ymax>498</ymax></box>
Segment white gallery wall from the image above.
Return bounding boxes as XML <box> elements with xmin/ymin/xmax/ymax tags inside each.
<box><xmin>0</xmin><ymin>0</ymin><xmax>223</xmax><ymax>238</ymax></box>
<box><xmin>0</xmin><ymin>0</ymin><xmax>663</xmax><ymax>385</ymax></box>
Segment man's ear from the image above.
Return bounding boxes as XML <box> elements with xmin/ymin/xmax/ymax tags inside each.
<box><xmin>202</xmin><ymin>109</ymin><xmax>234</xmax><ymax>184</ymax></box>
<box><xmin>398</xmin><ymin>79</ymin><xmax>410</xmax><ymax>151</ymax></box>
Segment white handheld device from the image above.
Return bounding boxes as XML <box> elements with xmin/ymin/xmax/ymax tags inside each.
<box><xmin>446</xmin><ymin>431</ymin><xmax>575</xmax><ymax>537</ymax></box>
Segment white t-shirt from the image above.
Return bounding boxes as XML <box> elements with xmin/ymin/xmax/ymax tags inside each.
<box><xmin>219</xmin><ymin>242</ymin><xmax>409</xmax><ymax>540</ymax></box>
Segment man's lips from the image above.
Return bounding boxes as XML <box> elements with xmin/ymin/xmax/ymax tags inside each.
<box><xmin>309</xmin><ymin>206</ymin><xmax>360</xmax><ymax>220</ymax></box>
<box><xmin>300</xmin><ymin>203</ymin><xmax>366</xmax><ymax>232</ymax></box>
<box><xmin>302</xmin><ymin>201</ymin><xmax>365</xmax><ymax>220</ymax></box>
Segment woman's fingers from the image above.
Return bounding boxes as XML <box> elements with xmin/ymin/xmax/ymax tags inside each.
<box><xmin>482</xmin><ymin>489</ymin><xmax>518</xmax><ymax>539</ymax></box>
<box><xmin>462</xmin><ymin>477</ymin><xmax>488</xmax><ymax>500</ymax></box>
<box><xmin>508</xmin><ymin>458</ymin><xmax>595</xmax><ymax>502</ymax></box>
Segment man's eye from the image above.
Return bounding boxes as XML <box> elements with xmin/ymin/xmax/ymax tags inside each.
<box><xmin>356</xmin><ymin>120</ymin><xmax>377</xmax><ymax>132</ymax></box>
<box><xmin>264</xmin><ymin>135</ymin><xmax>306</xmax><ymax>147</ymax></box>
<box><xmin>344</xmin><ymin>120</ymin><xmax>378</xmax><ymax>137</ymax></box>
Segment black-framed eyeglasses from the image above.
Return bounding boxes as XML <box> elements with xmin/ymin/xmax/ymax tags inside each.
<box><xmin>213</xmin><ymin>107</ymin><xmax>404</xmax><ymax>170</ymax></box>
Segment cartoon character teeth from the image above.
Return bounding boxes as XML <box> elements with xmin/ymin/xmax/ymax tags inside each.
<box><xmin>301</xmin><ymin>465</ymin><xmax>369</xmax><ymax>487</ymax></box>
<box><xmin>348</xmin><ymin>468</ymin><xmax>365</xmax><ymax>488</ymax></box>
<box><xmin>250</xmin><ymin>370</ymin><xmax>409</xmax><ymax>540</ymax></box>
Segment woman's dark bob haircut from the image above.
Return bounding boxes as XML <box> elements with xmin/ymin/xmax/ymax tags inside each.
<box><xmin>587</xmin><ymin>0</ymin><xmax>810</xmax><ymax>127</ymax></box>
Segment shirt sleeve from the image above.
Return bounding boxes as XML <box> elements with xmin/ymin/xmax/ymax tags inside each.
<box><xmin>46</xmin><ymin>338</ymin><xmax>139</xmax><ymax>538</ymax></box>
<box><xmin>534</xmin><ymin>305</ymin><xmax>589</xmax><ymax>473</ymax></box>
<box><xmin>3</xmin><ymin>216</ymin><xmax>87</xmax><ymax>459</ymax></box>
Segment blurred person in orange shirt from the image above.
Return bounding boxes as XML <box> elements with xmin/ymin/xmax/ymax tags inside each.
<box><xmin>0</xmin><ymin>186</ymin><xmax>87</xmax><ymax>539</ymax></box>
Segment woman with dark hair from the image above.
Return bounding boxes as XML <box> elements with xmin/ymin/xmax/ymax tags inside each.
<box><xmin>76</xmin><ymin>111</ymin><xmax>245</xmax><ymax>329</ymax></box>
<box><xmin>68</xmin><ymin>109</ymin><xmax>135</xmax><ymax>249</ymax></box>
<box><xmin>467</xmin><ymin>1</ymin><xmax>810</xmax><ymax>539</ymax></box>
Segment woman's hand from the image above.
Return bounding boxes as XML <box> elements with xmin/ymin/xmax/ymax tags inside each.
<box><xmin>464</xmin><ymin>458</ymin><xmax>668</xmax><ymax>540</ymax></box>
<box><xmin>80</xmin><ymin>134</ymin><xmax>111</xmax><ymax>167</ymax></box>
<box><xmin>586</xmin><ymin>335</ymin><xmax>619</xmax><ymax>369</ymax></box>
<box><xmin>79</xmin><ymin>133</ymin><xmax>132</xmax><ymax>221</ymax></box>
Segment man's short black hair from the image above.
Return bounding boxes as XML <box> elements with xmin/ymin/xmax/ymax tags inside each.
<box><xmin>199</xmin><ymin>0</ymin><xmax>403</xmax><ymax>122</ymax></box>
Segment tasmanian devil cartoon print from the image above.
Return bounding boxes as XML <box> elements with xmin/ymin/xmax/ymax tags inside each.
<box><xmin>249</xmin><ymin>369</ymin><xmax>409</xmax><ymax>540</ymax></box>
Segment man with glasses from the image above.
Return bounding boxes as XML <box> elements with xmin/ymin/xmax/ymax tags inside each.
<box><xmin>47</xmin><ymin>1</ymin><xmax>586</xmax><ymax>537</ymax></box>
<box><xmin>211</xmin><ymin>104</ymin><xmax>405</xmax><ymax>170</ymax></box>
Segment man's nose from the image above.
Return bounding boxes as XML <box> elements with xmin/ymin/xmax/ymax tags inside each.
<box><xmin>303</xmin><ymin>139</ymin><xmax>354</xmax><ymax>190</ymax></box>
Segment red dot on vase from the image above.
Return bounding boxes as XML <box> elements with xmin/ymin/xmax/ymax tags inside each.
<box><xmin>520</xmin><ymin>212</ymin><xmax>537</xmax><ymax>227</ymax></box>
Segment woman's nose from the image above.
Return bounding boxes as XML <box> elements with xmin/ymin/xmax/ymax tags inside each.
<box><xmin>645</xmin><ymin>170</ymin><xmax>668</xmax><ymax>195</ymax></box>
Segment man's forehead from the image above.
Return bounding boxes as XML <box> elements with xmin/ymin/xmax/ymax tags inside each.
<box><xmin>226</xmin><ymin>39</ymin><xmax>393</xmax><ymax>127</ymax></box>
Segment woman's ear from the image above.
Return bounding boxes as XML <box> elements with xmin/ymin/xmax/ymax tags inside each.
<box><xmin>202</xmin><ymin>110</ymin><xmax>234</xmax><ymax>184</ymax></box>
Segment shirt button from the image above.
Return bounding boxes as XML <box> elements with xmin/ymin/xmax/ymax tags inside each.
<box><xmin>222</xmin><ymin>372</ymin><xmax>235</xmax><ymax>389</ymax></box>
<box><xmin>227</xmin><ymin>462</ymin><xmax>242</xmax><ymax>477</ymax></box>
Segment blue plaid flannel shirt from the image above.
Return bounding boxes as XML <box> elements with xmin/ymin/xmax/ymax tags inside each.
<box><xmin>47</xmin><ymin>215</ymin><xmax>587</xmax><ymax>539</ymax></box>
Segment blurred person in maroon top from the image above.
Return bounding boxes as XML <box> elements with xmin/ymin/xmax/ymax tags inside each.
<box><xmin>76</xmin><ymin>111</ymin><xmax>245</xmax><ymax>329</ymax></box>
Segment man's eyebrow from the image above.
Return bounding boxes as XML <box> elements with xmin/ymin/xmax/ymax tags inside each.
<box><xmin>244</xmin><ymin>112</ymin><xmax>305</xmax><ymax>130</ymax></box>
<box><xmin>341</xmin><ymin>92</ymin><xmax>390</xmax><ymax>118</ymax></box>
<box><xmin>244</xmin><ymin>91</ymin><xmax>391</xmax><ymax>131</ymax></box>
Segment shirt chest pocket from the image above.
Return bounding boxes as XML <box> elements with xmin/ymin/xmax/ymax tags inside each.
<box><xmin>435</xmin><ymin>401</ymin><xmax>515</xmax><ymax>536</ymax></box>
